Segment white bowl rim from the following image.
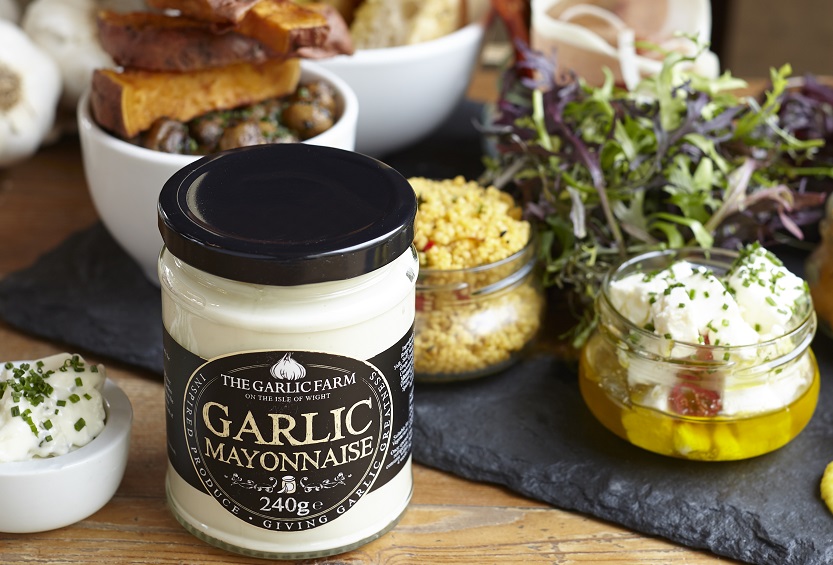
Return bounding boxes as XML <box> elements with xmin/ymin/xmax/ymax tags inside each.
<box><xmin>0</xmin><ymin>378</ymin><xmax>133</xmax><ymax>476</ymax></box>
<box><xmin>321</xmin><ymin>20</ymin><xmax>486</xmax><ymax>65</ymax></box>
<box><xmin>77</xmin><ymin>60</ymin><xmax>359</xmax><ymax>164</ymax></box>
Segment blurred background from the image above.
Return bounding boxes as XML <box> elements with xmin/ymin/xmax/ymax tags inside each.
<box><xmin>482</xmin><ymin>0</ymin><xmax>833</xmax><ymax>78</ymax></box>
<box><xmin>713</xmin><ymin>0</ymin><xmax>833</xmax><ymax>77</ymax></box>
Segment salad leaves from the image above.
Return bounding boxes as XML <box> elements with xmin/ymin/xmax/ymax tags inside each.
<box><xmin>481</xmin><ymin>41</ymin><xmax>833</xmax><ymax>346</ymax></box>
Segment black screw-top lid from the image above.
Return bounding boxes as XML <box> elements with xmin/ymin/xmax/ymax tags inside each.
<box><xmin>157</xmin><ymin>144</ymin><xmax>417</xmax><ymax>285</ymax></box>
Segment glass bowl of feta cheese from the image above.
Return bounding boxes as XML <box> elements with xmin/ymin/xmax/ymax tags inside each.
<box><xmin>579</xmin><ymin>244</ymin><xmax>818</xmax><ymax>461</ymax></box>
<box><xmin>0</xmin><ymin>353</ymin><xmax>132</xmax><ymax>533</ymax></box>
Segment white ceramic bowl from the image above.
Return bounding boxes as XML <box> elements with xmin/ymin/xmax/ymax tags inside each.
<box><xmin>78</xmin><ymin>61</ymin><xmax>359</xmax><ymax>283</ymax></box>
<box><xmin>317</xmin><ymin>21</ymin><xmax>486</xmax><ymax>157</ymax></box>
<box><xmin>0</xmin><ymin>378</ymin><xmax>132</xmax><ymax>533</ymax></box>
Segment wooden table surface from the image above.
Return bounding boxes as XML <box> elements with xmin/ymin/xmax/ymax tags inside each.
<box><xmin>0</xmin><ymin>66</ymin><xmax>735</xmax><ymax>564</ymax></box>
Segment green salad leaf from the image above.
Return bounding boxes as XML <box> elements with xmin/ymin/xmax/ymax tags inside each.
<box><xmin>481</xmin><ymin>41</ymin><xmax>833</xmax><ymax>347</ymax></box>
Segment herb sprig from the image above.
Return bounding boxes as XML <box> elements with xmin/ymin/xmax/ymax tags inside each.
<box><xmin>481</xmin><ymin>41</ymin><xmax>833</xmax><ymax>346</ymax></box>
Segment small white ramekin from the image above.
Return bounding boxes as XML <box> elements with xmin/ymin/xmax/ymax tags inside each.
<box><xmin>0</xmin><ymin>378</ymin><xmax>133</xmax><ymax>533</ymax></box>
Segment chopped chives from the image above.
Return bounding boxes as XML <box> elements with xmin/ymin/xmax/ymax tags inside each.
<box><xmin>74</xmin><ymin>418</ymin><xmax>86</xmax><ymax>431</ymax></box>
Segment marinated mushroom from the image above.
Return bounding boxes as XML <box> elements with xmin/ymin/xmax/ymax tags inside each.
<box><xmin>218</xmin><ymin>120</ymin><xmax>265</xmax><ymax>151</ymax></box>
<box><xmin>142</xmin><ymin>117</ymin><xmax>190</xmax><ymax>153</ymax></box>
<box><xmin>190</xmin><ymin>113</ymin><xmax>225</xmax><ymax>150</ymax></box>
<box><xmin>293</xmin><ymin>81</ymin><xmax>337</xmax><ymax>115</ymax></box>
<box><xmin>247</xmin><ymin>98</ymin><xmax>283</xmax><ymax>121</ymax></box>
<box><xmin>282</xmin><ymin>102</ymin><xmax>333</xmax><ymax>139</ymax></box>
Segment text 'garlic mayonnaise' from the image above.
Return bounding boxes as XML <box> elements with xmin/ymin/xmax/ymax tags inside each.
<box><xmin>157</xmin><ymin>144</ymin><xmax>418</xmax><ymax>559</ymax></box>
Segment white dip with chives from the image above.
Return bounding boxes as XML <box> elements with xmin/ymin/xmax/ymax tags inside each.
<box><xmin>0</xmin><ymin>353</ymin><xmax>105</xmax><ymax>463</ymax></box>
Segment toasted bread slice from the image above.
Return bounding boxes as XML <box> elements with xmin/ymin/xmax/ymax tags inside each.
<box><xmin>97</xmin><ymin>10</ymin><xmax>279</xmax><ymax>71</ymax></box>
<box><xmin>145</xmin><ymin>0</ymin><xmax>259</xmax><ymax>24</ymax></box>
<box><xmin>236</xmin><ymin>0</ymin><xmax>328</xmax><ymax>54</ymax></box>
<box><xmin>91</xmin><ymin>58</ymin><xmax>302</xmax><ymax>139</ymax></box>
<box><xmin>350</xmin><ymin>0</ymin><xmax>462</xmax><ymax>49</ymax></box>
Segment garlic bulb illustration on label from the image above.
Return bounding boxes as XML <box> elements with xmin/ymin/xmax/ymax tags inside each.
<box><xmin>271</xmin><ymin>353</ymin><xmax>306</xmax><ymax>381</ymax></box>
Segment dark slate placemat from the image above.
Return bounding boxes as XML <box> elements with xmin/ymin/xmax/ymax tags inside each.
<box><xmin>2</xmin><ymin>99</ymin><xmax>833</xmax><ymax>563</ymax></box>
<box><xmin>0</xmin><ymin>223</ymin><xmax>163</xmax><ymax>374</ymax></box>
<box><xmin>414</xmin><ymin>353</ymin><xmax>833</xmax><ymax>564</ymax></box>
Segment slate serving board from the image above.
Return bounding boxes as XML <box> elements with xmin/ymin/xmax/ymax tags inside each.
<box><xmin>2</xmin><ymin>100</ymin><xmax>833</xmax><ymax>564</ymax></box>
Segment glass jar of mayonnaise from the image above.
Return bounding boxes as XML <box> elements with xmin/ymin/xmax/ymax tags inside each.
<box><xmin>157</xmin><ymin>144</ymin><xmax>418</xmax><ymax>559</ymax></box>
<box><xmin>580</xmin><ymin>246</ymin><xmax>818</xmax><ymax>461</ymax></box>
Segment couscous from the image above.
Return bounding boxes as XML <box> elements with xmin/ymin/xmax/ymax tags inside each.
<box><xmin>410</xmin><ymin>176</ymin><xmax>545</xmax><ymax>380</ymax></box>
<box><xmin>412</xmin><ymin>176</ymin><xmax>530</xmax><ymax>269</ymax></box>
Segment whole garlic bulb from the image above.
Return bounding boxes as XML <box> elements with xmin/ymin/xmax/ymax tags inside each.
<box><xmin>0</xmin><ymin>19</ymin><xmax>61</xmax><ymax>167</ymax></box>
<box><xmin>0</xmin><ymin>0</ymin><xmax>20</xmax><ymax>22</ymax></box>
<box><xmin>22</xmin><ymin>0</ymin><xmax>114</xmax><ymax>109</ymax></box>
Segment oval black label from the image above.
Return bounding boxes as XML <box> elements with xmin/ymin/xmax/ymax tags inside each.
<box><xmin>184</xmin><ymin>350</ymin><xmax>392</xmax><ymax>529</ymax></box>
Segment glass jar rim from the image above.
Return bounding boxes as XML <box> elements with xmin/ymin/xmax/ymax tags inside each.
<box><xmin>416</xmin><ymin>232</ymin><xmax>537</xmax><ymax>296</ymax></box>
<box><xmin>417</xmin><ymin>230</ymin><xmax>537</xmax><ymax>277</ymax></box>
<box><xmin>599</xmin><ymin>246</ymin><xmax>817</xmax><ymax>354</ymax></box>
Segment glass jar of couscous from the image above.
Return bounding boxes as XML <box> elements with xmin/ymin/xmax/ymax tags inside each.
<box><xmin>410</xmin><ymin>176</ymin><xmax>546</xmax><ymax>381</ymax></box>
<box><xmin>580</xmin><ymin>246</ymin><xmax>819</xmax><ymax>461</ymax></box>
